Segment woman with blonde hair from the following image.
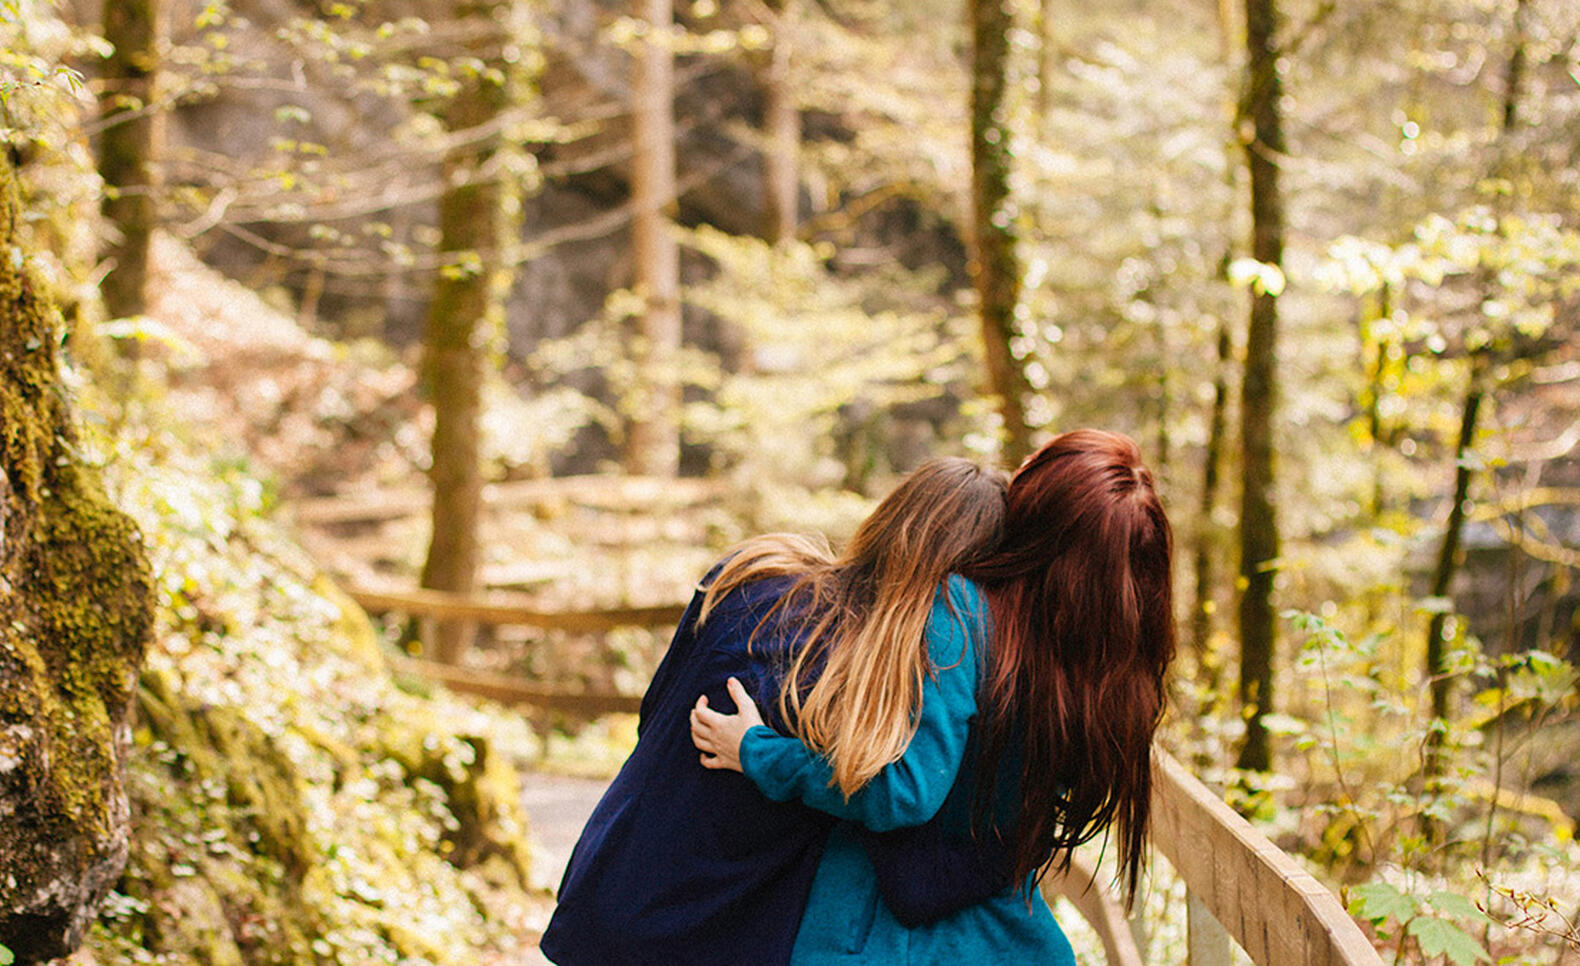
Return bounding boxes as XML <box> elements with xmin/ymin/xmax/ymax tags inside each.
<box><xmin>542</xmin><ymin>456</ymin><xmax>1007</xmax><ymax>965</ymax></box>
<box><xmin>692</xmin><ymin>429</ymin><xmax>1175</xmax><ymax>963</ymax></box>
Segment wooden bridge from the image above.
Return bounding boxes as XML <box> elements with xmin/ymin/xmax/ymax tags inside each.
<box><xmin>351</xmin><ymin>584</ymin><xmax>1384</xmax><ymax>966</ymax></box>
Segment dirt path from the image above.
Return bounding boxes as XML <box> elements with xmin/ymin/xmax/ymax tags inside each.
<box><xmin>523</xmin><ymin>772</ymin><xmax>612</xmax><ymax>893</ymax></box>
<box><xmin>517</xmin><ymin>771</ymin><xmax>611</xmax><ymax>963</ymax></box>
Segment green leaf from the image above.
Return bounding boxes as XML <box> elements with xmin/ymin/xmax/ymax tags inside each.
<box><xmin>1350</xmin><ymin>882</ymin><xmax>1417</xmax><ymax>924</ymax></box>
<box><xmin>1408</xmin><ymin>915</ymin><xmax>1488</xmax><ymax>966</ymax></box>
<box><xmin>0</xmin><ymin>942</ymin><xmax>13</xmax><ymax>965</ymax></box>
<box><xmin>1427</xmin><ymin>891</ymin><xmax>1491</xmax><ymax>923</ymax></box>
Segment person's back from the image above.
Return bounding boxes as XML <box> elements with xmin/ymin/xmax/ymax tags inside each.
<box><xmin>541</xmin><ymin>572</ymin><xmax>833</xmax><ymax>966</ymax></box>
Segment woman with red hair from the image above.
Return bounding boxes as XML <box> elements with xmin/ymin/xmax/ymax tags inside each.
<box><xmin>693</xmin><ymin>429</ymin><xmax>1176</xmax><ymax>962</ymax></box>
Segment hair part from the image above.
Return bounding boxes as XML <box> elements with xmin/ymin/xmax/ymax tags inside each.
<box><xmin>700</xmin><ymin>458</ymin><xmax>1008</xmax><ymax>796</ymax></box>
<box><xmin>966</xmin><ymin>429</ymin><xmax>1176</xmax><ymax>907</ymax></box>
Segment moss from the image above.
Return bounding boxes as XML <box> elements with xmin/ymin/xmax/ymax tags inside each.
<box><xmin>138</xmin><ymin>671</ymin><xmax>314</xmax><ymax>878</ymax></box>
<box><xmin>123</xmin><ymin>671</ymin><xmax>321</xmax><ymax>966</ymax></box>
<box><xmin>0</xmin><ymin>152</ymin><xmax>155</xmax><ymax>959</ymax></box>
<box><xmin>371</xmin><ymin>715</ymin><xmax>533</xmax><ymax>890</ymax></box>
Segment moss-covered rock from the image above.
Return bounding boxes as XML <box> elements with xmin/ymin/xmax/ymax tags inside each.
<box><xmin>70</xmin><ymin>435</ymin><xmax>545</xmax><ymax>964</ymax></box>
<box><xmin>0</xmin><ymin>160</ymin><xmax>156</xmax><ymax>961</ymax></box>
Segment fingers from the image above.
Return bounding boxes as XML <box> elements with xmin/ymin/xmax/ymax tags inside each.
<box><xmin>690</xmin><ymin>705</ymin><xmax>725</xmax><ymax>755</ymax></box>
<box><xmin>726</xmin><ymin>676</ymin><xmax>753</xmax><ymax>710</ymax></box>
<box><xmin>726</xmin><ymin>676</ymin><xmax>764</xmax><ymax>727</ymax></box>
<box><xmin>692</xmin><ymin>703</ymin><xmax>727</xmax><ymax>730</ymax></box>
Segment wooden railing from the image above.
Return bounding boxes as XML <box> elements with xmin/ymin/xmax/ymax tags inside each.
<box><xmin>356</xmin><ymin>584</ymin><xmax>1382</xmax><ymax>965</ymax></box>
<box><xmin>1047</xmin><ymin>750</ymin><xmax>1383</xmax><ymax>966</ymax></box>
<box><xmin>350</xmin><ymin>584</ymin><xmax>682</xmax><ymax>715</ymax></box>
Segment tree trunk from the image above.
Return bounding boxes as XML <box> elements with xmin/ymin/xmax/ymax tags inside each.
<box><xmin>625</xmin><ymin>0</ymin><xmax>682</xmax><ymax>477</ymax></box>
<box><xmin>761</xmin><ymin>0</ymin><xmax>799</xmax><ymax>245</ymax></box>
<box><xmin>1234</xmin><ymin>0</ymin><xmax>1285</xmax><ymax>773</ymax></box>
<box><xmin>1424</xmin><ymin>366</ymin><xmax>1485</xmax><ymax>726</ymax></box>
<box><xmin>420</xmin><ymin>0</ymin><xmax>515</xmax><ymax>665</ymax></box>
<box><xmin>1191</xmin><ymin>318</ymin><xmax>1232</xmax><ymax>659</ymax></box>
<box><xmin>970</xmin><ymin>0</ymin><xmax>1034</xmax><ymax>465</ymax></box>
<box><xmin>98</xmin><ymin>0</ymin><xmax>161</xmax><ymax>323</ymax></box>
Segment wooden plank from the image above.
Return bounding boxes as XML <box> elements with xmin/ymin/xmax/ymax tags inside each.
<box><xmin>1045</xmin><ymin>854</ymin><xmax>1145</xmax><ymax>966</ymax></box>
<box><xmin>1150</xmin><ymin>750</ymin><xmax>1384</xmax><ymax>966</ymax></box>
<box><xmin>390</xmin><ymin>656</ymin><xmax>644</xmax><ymax>716</ymax></box>
<box><xmin>294</xmin><ymin>475</ymin><xmax>728</xmax><ymax>526</ymax></box>
<box><xmin>347</xmin><ymin>584</ymin><xmax>688</xmax><ymax>631</ymax></box>
<box><xmin>1187</xmin><ymin>891</ymin><xmax>1233</xmax><ymax>966</ymax></box>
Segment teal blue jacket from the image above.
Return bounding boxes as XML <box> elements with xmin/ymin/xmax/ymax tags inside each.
<box><xmin>740</xmin><ymin>576</ymin><xmax>1077</xmax><ymax>965</ymax></box>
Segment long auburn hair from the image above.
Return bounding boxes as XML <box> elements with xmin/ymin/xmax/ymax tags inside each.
<box><xmin>698</xmin><ymin>458</ymin><xmax>1006</xmax><ymax>796</ymax></box>
<box><xmin>965</xmin><ymin>429</ymin><xmax>1175</xmax><ymax>905</ymax></box>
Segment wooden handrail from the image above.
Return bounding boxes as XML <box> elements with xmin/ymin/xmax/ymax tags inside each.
<box><xmin>1149</xmin><ymin>749</ymin><xmax>1383</xmax><ymax>966</ymax></box>
<box><xmin>390</xmin><ymin>656</ymin><xmax>643</xmax><ymax>715</ymax></box>
<box><xmin>294</xmin><ymin>475</ymin><xmax>728</xmax><ymax>526</ymax></box>
<box><xmin>1045</xmin><ymin>856</ymin><xmax>1145</xmax><ymax>966</ymax></box>
<box><xmin>347</xmin><ymin>584</ymin><xmax>687</xmax><ymax>632</ymax></box>
<box><xmin>1045</xmin><ymin>750</ymin><xmax>1381</xmax><ymax>965</ymax></box>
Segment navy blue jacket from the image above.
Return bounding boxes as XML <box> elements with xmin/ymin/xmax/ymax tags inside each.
<box><xmin>541</xmin><ymin>572</ymin><xmax>832</xmax><ymax>965</ymax></box>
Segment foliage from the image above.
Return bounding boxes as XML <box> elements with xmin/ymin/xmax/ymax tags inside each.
<box><xmin>73</xmin><ymin>387</ymin><xmax>546</xmax><ymax>964</ymax></box>
<box><xmin>1350</xmin><ymin>882</ymin><xmax>1489</xmax><ymax>966</ymax></box>
<box><xmin>679</xmin><ymin>226</ymin><xmax>979</xmax><ymax>478</ymax></box>
<box><xmin>530</xmin><ymin>224</ymin><xmax>983</xmax><ymax>531</ymax></box>
<box><xmin>1274</xmin><ymin>609</ymin><xmax>1580</xmax><ymax>964</ymax></box>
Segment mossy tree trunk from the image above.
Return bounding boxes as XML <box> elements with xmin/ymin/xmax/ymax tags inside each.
<box><xmin>0</xmin><ymin>158</ymin><xmax>155</xmax><ymax>963</ymax></box>
<box><xmin>971</xmin><ymin>0</ymin><xmax>1034</xmax><ymax>465</ymax></box>
<box><xmin>98</xmin><ymin>0</ymin><xmax>161</xmax><ymax>323</ymax></box>
<box><xmin>1234</xmin><ymin>0</ymin><xmax>1285</xmax><ymax>773</ymax></box>
<box><xmin>420</xmin><ymin>0</ymin><xmax>517</xmax><ymax>665</ymax></box>
<box><xmin>760</xmin><ymin>0</ymin><xmax>799</xmax><ymax>245</ymax></box>
<box><xmin>624</xmin><ymin>0</ymin><xmax>682</xmax><ymax>477</ymax></box>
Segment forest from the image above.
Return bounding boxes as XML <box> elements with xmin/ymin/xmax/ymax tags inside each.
<box><xmin>0</xmin><ymin>0</ymin><xmax>1577</xmax><ymax>962</ymax></box>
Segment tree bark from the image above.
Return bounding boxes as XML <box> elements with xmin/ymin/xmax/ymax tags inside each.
<box><xmin>970</xmin><ymin>0</ymin><xmax>1035</xmax><ymax>465</ymax></box>
<box><xmin>98</xmin><ymin>0</ymin><xmax>161</xmax><ymax>323</ymax></box>
<box><xmin>761</xmin><ymin>0</ymin><xmax>799</xmax><ymax>245</ymax></box>
<box><xmin>420</xmin><ymin>0</ymin><xmax>515</xmax><ymax>665</ymax></box>
<box><xmin>1191</xmin><ymin>318</ymin><xmax>1232</xmax><ymax>659</ymax></box>
<box><xmin>1234</xmin><ymin>0</ymin><xmax>1285</xmax><ymax>773</ymax></box>
<box><xmin>1424</xmin><ymin>366</ymin><xmax>1485</xmax><ymax>726</ymax></box>
<box><xmin>624</xmin><ymin>0</ymin><xmax>682</xmax><ymax>477</ymax></box>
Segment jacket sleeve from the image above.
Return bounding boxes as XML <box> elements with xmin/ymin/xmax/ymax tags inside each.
<box><xmin>737</xmin><ymin>576</ymin><xmax>984</xmax><ymax>832</ymax></box>
<box><xmin>857</xmin><ymin>816</ymin><xmax>1015</xmax><ymax>927</ymax></box>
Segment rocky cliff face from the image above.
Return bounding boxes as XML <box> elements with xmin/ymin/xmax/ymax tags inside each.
<box><xmin>0</xmin><ymin>160</ymin><xmax>156</xmax><ymax>963</ymax></box>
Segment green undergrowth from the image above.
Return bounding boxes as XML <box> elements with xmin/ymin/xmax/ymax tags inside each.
<box><xmin>77</xmin><ymin>402</ymin><xmax>548</xmax><ymax>965</ymax></box>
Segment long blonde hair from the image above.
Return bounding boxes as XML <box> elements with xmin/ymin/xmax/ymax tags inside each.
<box><xmin>698</xmin><ymin>458</ymin><xmax>1006</xmax><ymax>796</ymax></box>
